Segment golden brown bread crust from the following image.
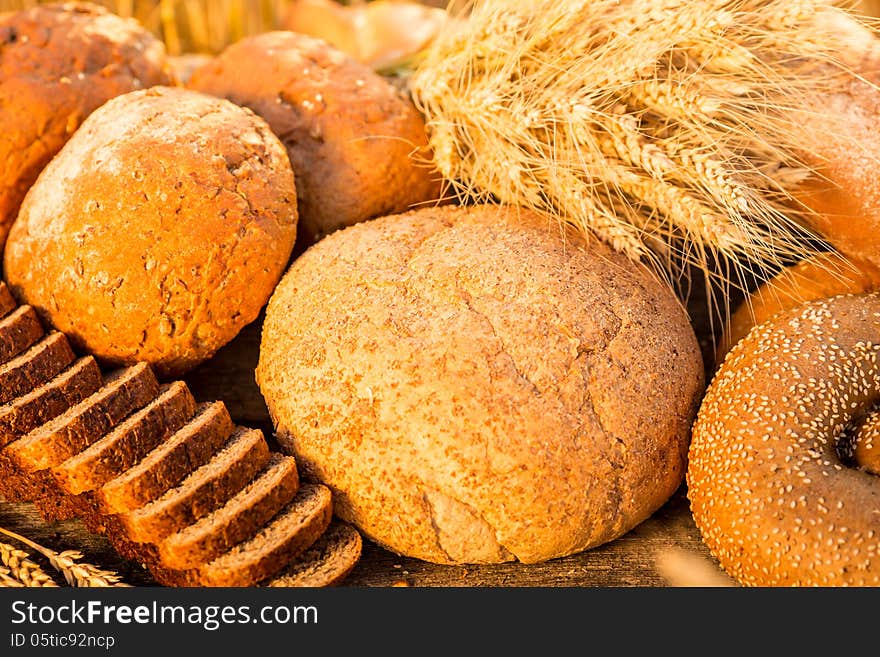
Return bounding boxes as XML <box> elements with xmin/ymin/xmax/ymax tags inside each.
<box><xmin>0</xmin><ymin>2</ymin><xmax>172</xmax><ymax>253</ymax></box>
<box><xmin>688</xmin><ymin>293</ymin><xmax>880</xmax><ymax>586</ymax></box>
<box><xmin>717</xmin><ymin>252</ymin><xmax>880</xmax><ymax>363</ymax></box>
<box><xmin>188</xmin><ymin>31</ymin><xmax>443</xmax><ymax>245</ymax></box>
<box><xmin>257</xmin><ymin>203</ymin><xmax>705</xmax><ymax>564</ymax></box>
<box><xmin>3</xmin><ymin>86</ymin><xmax>298</xmax><ymax>378</ymax></box>
<box><xmin>789</xmin><ymin>14</ymin><xmax>880</xmax><ymax>272</ymax></box>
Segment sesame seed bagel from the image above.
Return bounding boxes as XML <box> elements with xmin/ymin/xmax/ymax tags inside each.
<box><xmin>688</xmin><ymin>293</ymin><xmax>880</xmax><ymax>586</ymax></box>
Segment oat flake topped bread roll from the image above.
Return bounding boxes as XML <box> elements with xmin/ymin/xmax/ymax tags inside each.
<box><xmin>3</xmin><ymin>86</ymin><xmax>298</xmax><ymax>379</ymax></box>
<box><xmin>0</xmin><ymin>1</ymin><xmax>173</xmax><ymax>254</ymax></box>
<box><xmin>257</xmin><ymin>203</ymin><xmax>705</xmax><ymax>564</ymax></box>
<box><xmin>188</xmin><ymin>30</ymin><xmax>443</xmax><ymax>245</ymax></box>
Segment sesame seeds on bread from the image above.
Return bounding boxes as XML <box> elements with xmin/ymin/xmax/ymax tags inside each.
<box><xmin>688</xmin><ymin>293</ymin><xmax>880</xmax><ymax>586</ymax></box>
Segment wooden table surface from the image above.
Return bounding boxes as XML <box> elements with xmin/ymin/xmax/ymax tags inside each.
<box><xmin>0</xmin><ymin>286</ymin><xmax>735</xmax><ymax>588</ymax></box>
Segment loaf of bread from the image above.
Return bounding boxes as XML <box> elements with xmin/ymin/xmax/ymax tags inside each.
<box><xmin>0</xmin><ymin>2</ymin><xmax>173</xmax><ymax>253</ymax></box>
<box><xmin>188</xmin><ymin>30</ymin><xmax>443</xmax><ymax>245</ymax></box>
<box><xmin>787</xmin><ymin>13</ymin><xmax>880</xmax><ymax>274</ymax></box>
<box><xmin>3</xmin><ymin>86</ymin><xmax>298</xmax><ymax>378</ymax></box>
<box><xmin>257</xmin><ymin>203</ymin><xmax>705</xmax><ymax>564</ymax></box>
<box><xmin>0</xmin><ymin>281</ymin><xmax>358</xmax><ymax>587</ymax></box>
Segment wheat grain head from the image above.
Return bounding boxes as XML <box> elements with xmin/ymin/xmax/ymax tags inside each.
<box><xmin>409</xmin><ymin>0</ymin><xmax>877</xmax><ymax>324</ymax></box>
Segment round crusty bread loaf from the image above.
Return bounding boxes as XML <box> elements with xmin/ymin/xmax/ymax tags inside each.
<box><xmin>0</xmin><ymin>2</ymin><xmax>172</xmax><ymax>253</ymax></box>
<box><xmin>188</xmin><ymin>30</ymin><xmax>442</xmax><ymax>245</ymax></box>
<box><xmin>3</xmin><ymin>86</ymin><xmax>298</xmax><ymax>379</ymax></box>
<box><xmin>256</xmin><ymin>203</ymin><xmax>705</xmax><ymax>564</ymax></box>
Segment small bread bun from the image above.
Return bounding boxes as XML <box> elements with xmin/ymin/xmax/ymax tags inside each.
<box><xmin>257</xmin><ymin>203</ymin><xmax>704</xmax><ymax>564</ymax></box>
<box><xmin>717</xmin><ymin>252</ymin><xmax>880</xmax><ymax>363</ymax></box>
<box><xmin>688</xmin><ymin>293</ymin><xmax>880</xmax><ymax>586</ymax></box>
<box><xmin>0</xmin><ymin>2</ymin><xmax>172</xmax><ymax>252</ymax></box>
<box><xmin>188</xmin><ymin>31</ymin><xmax>443</xmax><ymax>245</ymax></box>
<box><xmin>790</xmin><ymin>13</ymin><xmax>880</xmax><ymax>271</ymax></box>
<box><xmin>3</xmin><ymin>86</ymin><xmax>298</xmax><ymax>379</ymax></box>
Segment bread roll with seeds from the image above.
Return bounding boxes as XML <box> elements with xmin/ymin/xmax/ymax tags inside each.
<box><xmin>0</xmin><ymin>2</ymin><xmax>172</xmax><ymax>253</ymax></box>
<box><xmin>257</xmin><ymin>203</ymin><xmax>704</xmax><ymax>564</ymax></box>
<box><xmin>688</xmin><ymin>293</ymin><xmax>880</xmax><ymax>586</ymax></box>
<box><xmin>3</xmin><ymin>86</ymin><xmax>298</xmax><ymax>378</ymax></box>
<box><xmin>188</xmin><ymin>30</ymin><xmax>443</xmax><ymax>245</ymax></box>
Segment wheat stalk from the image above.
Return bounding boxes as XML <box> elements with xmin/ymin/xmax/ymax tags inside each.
<box><xmin>409</xmin><ymin>0</ymin><xmax>875</xmax><ymax>322</ymax></box>
<box><xmin>0</xmin><ymin>527</ymin><xmax>130</xmax><ymax>588</ymax></box>
<box><xmin>0</xmin><ymin>542</ymin><xmax>58</xmax><ymax>587</ymax></box>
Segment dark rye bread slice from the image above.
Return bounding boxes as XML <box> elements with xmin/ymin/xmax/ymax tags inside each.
<box><xmin>0</xmin><ymin>332</ymin><xmax>75</xmax><ymax>405</ymax></box>
<box><xmin>0</xmin><ymin>306</ymin><xmax>44</xmax><ymax>365</ymax></box>
<box><xmin>0</xmin><ymin>357</ymin><xmax>103</xmax><ymax>450</ymax></box>
<box><xmin>52</xmin><ymin>381</ymin><xmax>197</xmax><ymax>496</ymax></box>
<box><xmin>157</xmin><ymin>453</ymin><xmax>300</xmax><ymax>569</ymax></box>
<box><xmin>194</xmin><ymin>482</ymin><xmax>333</xmax><ymax>587</ymax></box>
<box><xmin>0</xmin><ymin>282</ymin><xmax>15</xmax><ymax>319</ymax></box>
<box><xmin>267</xmin><ymin>522</ymin><xmax>363</xmax><ymax>588</ymax></box>
<box><xmin>122</xmin><ymin>426</ymin><xmax>270</xmax><ymax>543</ymax></box>
<box><xmin>5</xmin><ymin>362</ymin><xmax>160</xmax><ymax>474</ymax></box>
<box><xmin>98</xmin><ymin>401</ymin><xmax>234</xmax><ymax>515</ymax></box>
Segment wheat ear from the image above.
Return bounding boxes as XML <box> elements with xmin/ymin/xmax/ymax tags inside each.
<box><xmin>409</xmin><ymin>0</ymin><xmax>875</xmax><ymax>322</ymax></box>
<box><xmin>0</xmin><ymin>541</ymin><xmax>58</xmax><ymax>587</ymax></box>
<box><xmin>0</xmin><ymin>527</ymin><xmax>130</xmax><ymax>588</ymax></box>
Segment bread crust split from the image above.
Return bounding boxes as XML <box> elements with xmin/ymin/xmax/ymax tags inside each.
<box><xmin>0</xmin><ymin>282</ymin><xmax>359</xmax><ymax>587</ymax></box>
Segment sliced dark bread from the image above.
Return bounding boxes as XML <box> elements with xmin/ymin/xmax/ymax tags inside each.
<box><xmin>194</xmin><ymin>483</ymin><xmax>333</xmax><ymax>587</ymax></box>
<box><xmin>0</xmin><ymin>306</ymin><xmax>44</xmax><ymax>365</ymax></box>
<box><xmin>121</xmin><ymin>426</ymin><xmax>270</xmax><ymax>543</ymax></box>
<box><xmin>0</xmin><ymin>358</ymin><xmax>103</xmax><ymax>450</ymax></box>
<box><xmin>157</xmin><ymin>453</ymin><xmax>300</xmax><ymax>569</ymax></box>
<box><xmin>99</xmin><ymin>401</ymin><xmax>235</xmax><ymax>515</ymax></box>
<box><xmin>0</xmin><ymin>332</ymin><xmax>75</xmax><ymax>405</ymax></box>
<box><xmin>5</xmin><ymin>363</ymin><xmax>159</xmax><ymax>473</ymax></box>
<box><xmin>52</xmin><ymin>381</ymin><xmax>197</xmax><ymax>496</ymax></box>
<box><xmin>0</xmin><ymin>282</ymin><xmax>15</xmax><ymax>319</ymax></box>
<box><xmin>267</xmin><ymin>522</ymin><xmax>363</xmax><ymax>588</ymax></box>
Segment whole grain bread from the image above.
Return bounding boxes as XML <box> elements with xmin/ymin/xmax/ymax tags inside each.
<box><xmin>196</xmin><ymin>482</ymin><xmax>332</xmax><ymax>587</ymax></box>
<box><xmin>3</xmin><ymin>86</ymin><xmax>298</xmax><ymax>378</ymax></box>
<box><xmin>258</xmin><ymin>203</ymin><xmax>705</xmax><ymax>564</ymax></box>
<box><xmin>98</xmin><ymin>401</ymin><xmax>234</xmax><ymax>514</ymax></box>
<box><xmin>0</xmin><ymin>282</ymin><xmax>16</xmax><ymax>318</ymax></box>
<box><xmin>122</xmin><ymin>426</ymin><xmax>270</xmax><ymax>543</ymax></box>
<box><xmin>188</xmin><ymin>31</ymin><xmax>441</xmax><ymax>245</ymax></box>
<box><xmin>0</xmin><ymin>332</ymin><xmax>75</xmax><ymax>405</ymax></box>
<box><xmin>0</xmin><ymin>306</ymin><xmax>44</xmax><ymax>364</ymax></box>
<box><xmin>6</xmin><ymin>362</ymin><xmax>159</xmax><ymax>473</ymax></box>
<box><xmin>0</xmin><ymin>293</ymin><xmax>360</xmax><ymax>586</ymax></box>
<box><xmin>0</xmin><ymin>357</ymin><xmax>102</xmax><ymax>450</ymax></box>
<box><xmin>52</xmin><ymin>381</ymin><xmax>197</xmax><ymax>496</ymax></box>
<box><xmin>268</xmin><ymin>522</ymin><xmax>362</xmax><ymax>587</ymax></box>
<box><xmin>158</xmin><ymin>453</ymin><xmax>300</xmax><ymax>569</ymax></box>
<box><xmin>0</xmin><ymin>2</ymin><xmax>173</xmax><ymax>251</ymax></box>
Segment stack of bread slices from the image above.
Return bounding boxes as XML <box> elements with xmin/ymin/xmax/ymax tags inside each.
<box><xmin>0</xmin><ymin>281</ymin><xmax>361</xmax><ymax>587</ymax></box>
